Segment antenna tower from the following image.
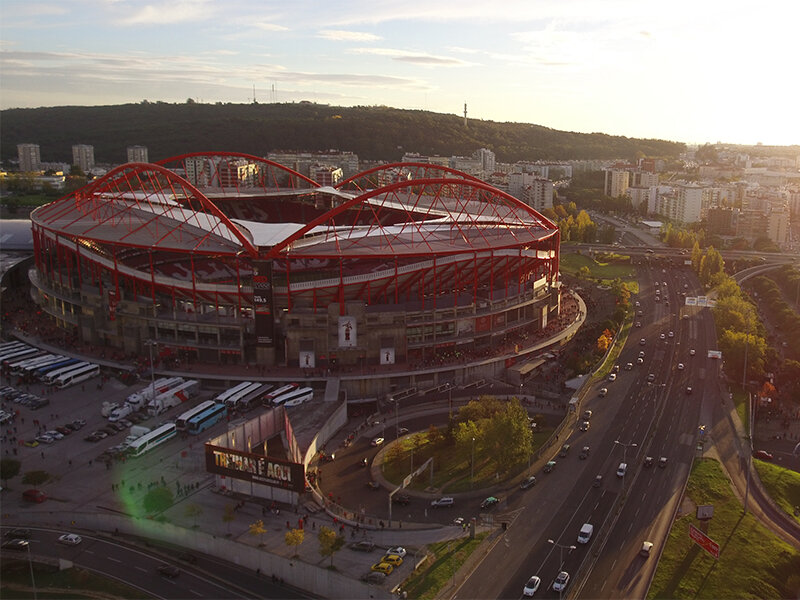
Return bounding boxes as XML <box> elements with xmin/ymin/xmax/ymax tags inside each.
<box><xmin>464</xmin><ymin>103</ymin><xmax>468</xmax><ymax>127</ymax></box>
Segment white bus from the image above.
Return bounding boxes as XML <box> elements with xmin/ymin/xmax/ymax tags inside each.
<box><xmin>214</xmin><ymin>381</ymin><xmax>255</xmax><ymax>405</ymax></box>
<box><xmin>176</xmin><ymin>400</ymin><xmax>217</xmax><ymax>430</ymax></box>
<box><xmin>1</xmin><ymin>347</ymin><xmax>39</xmax><ymax>367</ymax></box>
<box><xmin>43</xmin><ymin>361</ymin><xmax>90</xmax><ymax>384</ymax></box>
<box><xmin>56</xmin><ymin>363</ymin><xmax>100</xmax><ymax>388</ymax></box>
<box><xmin>222</xmin><ymin>382</ymin><xmax>263</xmax><ymax>410</ymax></box>
<box><xmin>272</xmin><ymin>386</ymin><xmax>313</xmax><ymax>407</ymax></box>
<box><xmin>127</xmin><ymin>423</ymin><xmax>177</xmax><ymax>457</ymax></box>
<box><xmin>0</xmin><ymin>341</ymin><xmax>27</xmax><ymax>352</ymax></box>
<box><xmin>8</xmin><ymin>353</ymin><xmax>49</xmax><ymax>374</ymax></box>
<box><xmin>14</xmin><ymin>354</ymin><xmax>63</xmax><ymax>375</ymax></box>
<box><xmin>34</xmin><ymin>358</ymin><xmax>80</xmax><ymax>379</ymax></box>
<box><xmin>263</xmin><ymin>383</ymin><xmax>299</xmax><ymax>406</ymax></box>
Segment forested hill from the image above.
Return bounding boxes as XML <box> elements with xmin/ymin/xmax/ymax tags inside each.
<box><xmin>0</xmin><ymin>102</ymin><xmax>685</xmax><ymax>165</ymax></box>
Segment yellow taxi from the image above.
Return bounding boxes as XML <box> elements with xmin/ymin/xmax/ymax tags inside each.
<box><xmin>380</xmin><ymin>554</ymin><xmax>404</xmax><ymax>566</ymax></box>
<box><xmin>371</xmin><ymin>562</ymin><xmax>394</xmax><ymax>575</ymax></box>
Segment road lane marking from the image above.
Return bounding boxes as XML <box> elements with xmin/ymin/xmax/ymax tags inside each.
<box><xmin>107</xmin><ymin>556</ymin><xmax>121</xmax><ymax>563</ymax></box>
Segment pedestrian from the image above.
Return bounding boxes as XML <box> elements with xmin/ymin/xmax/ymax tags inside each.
<box><xmin>41</xmin><ymin>451</ymin><xmax>44</xmax><ymax>459</ymax></box>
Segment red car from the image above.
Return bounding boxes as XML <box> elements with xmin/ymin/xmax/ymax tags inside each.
<box><xmin>753</xmin><ymin>450</ymin><xmax>774</xmax><ymax>460</ymax></box>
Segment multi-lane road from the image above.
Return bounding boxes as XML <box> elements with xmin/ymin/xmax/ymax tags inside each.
<box><xmin>445</xmin><ymin>262</ymin><xmax>712</xmax><ymax>599</ymax></box>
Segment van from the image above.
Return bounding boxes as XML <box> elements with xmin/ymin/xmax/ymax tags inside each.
<box><xmin>616</xmin><ymin>462</ymin><xmax>628</xmax><ymax>477</ymax></box>
<box><xmin>577</xmin><ymin>523</ymin><xmax>594</xmax><ymax>544</ymax></box>
<box><xmin>22</xmin><ymin>489</ymin><xmax>46</xmax><ymax>503</ymax></box>
<box><xmin>431</xmin><ymin>497</ymin><xmax>454</xmax><ymax>507</ymax></box>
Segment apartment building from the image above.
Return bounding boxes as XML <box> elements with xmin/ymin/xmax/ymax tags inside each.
<box><xmin>71</xmin><ymin>144</ymin><xmax>95</xmax><ymax>172</ymax></box>
<box><xmin>17</xmin><ymin>143</ymin><xmax>41</xmax><ymax>172</ymax></box>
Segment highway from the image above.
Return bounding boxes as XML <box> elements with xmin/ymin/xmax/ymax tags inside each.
<box><xmin>446</xmin><ymin>261</ymin><xmax>710</xmax><ymax>599</ymax></box>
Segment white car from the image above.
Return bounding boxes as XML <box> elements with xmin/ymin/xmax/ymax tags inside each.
<box><xmin>668</xmin><ymin>331</ymin><xmax>674</xmax><ymax>338</ymax></box>
<box><xmin>659</xmin><ymin>333</ymin><xmax>666</xmax><ymax>340</ymax></box>
<box><xmin>608</xmin><ymin>373</ymin><xmax>617</xmax><ymax>382</ymax></box>
<box><xmin>677</xmin><ymin>363</ymin><xmax>684</xmax><ymax>370</ymax></box>
<box><xmin>523</xmin><ymin>575</ymin><xmax>541</xmax><ymax>596</ymax></box>
<box><xmin>386</xmin><ymin>546</ymin><xmax>407</xmax><ymax>558</ymax></box>
<box><xmin>370</xmin><ymin>437</ymin><xmax>384</xmax><ymax>446</ymax></box>
<box><xmin>45</xmin><ymin>430</ymin><xmax>64</xmax><ymax>440</ymax></box>
<box><xmin>689</xmin><ymin>349</ymin><xmax>696</xmax><ymax>356</ymax></box>
<box><xmin>58</xmin><ymin>533</ymin><xmax>82</xmax><ymax>546</ymax></box>
<box><xmin>553</xmin><ymin>571</ymin><xmax>570</xmax><ymax>592</ymax></box>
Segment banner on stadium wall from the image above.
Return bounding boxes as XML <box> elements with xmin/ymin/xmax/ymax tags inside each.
<box><xmin>457</xmin><ymin>319</ymin><xmax>474</xmax><ymax>335</ymax></box>
<box><xmin>338</xmin><ymin>316</ymin><xmax>357</xmax><ymax>347</ymax></box>
<box><xmin>253</xmin><ymin>261</ymin><xmax>274</xmax><ymax>347</ymax></box>
<box><xmin>380</xmin><ymin>347</ymin><xmax>395</xmax><ymax>365</ymax></box>
<box><xmin>475</xmin><ymin>315</ymin><xmax>491</xmax><ymax>333</ymax></box>
<box><xmin>108</xmin><ymin>289</ymin><xmax>118</xmax><ymax>321</ymax></box>
<box><xmin>541</xmin><ymin>305</ymin><xmax>548</xmax><ymax>328</ymax></box>
<box><xmin>299</xmin><ymin>350</ymin><xmax>315</xmax><ymax>368</ymax></box>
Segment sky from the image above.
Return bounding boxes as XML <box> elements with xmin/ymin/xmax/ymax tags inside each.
<box><xmin>1</xmin><ymin>0</ymin><xmax>798</xmax><ymax>147</ymax></box>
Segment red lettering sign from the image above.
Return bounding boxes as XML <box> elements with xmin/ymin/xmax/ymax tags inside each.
<box><xmin>689</xmin><ymin>524</ymin><xmax>720</xmax><ymax>559</ymax></box>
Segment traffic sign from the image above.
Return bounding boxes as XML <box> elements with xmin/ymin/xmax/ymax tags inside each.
<box><xmin>689</xmin><ymin>524</ymin><xmax>720</xmax><ymax>559</ymax></box>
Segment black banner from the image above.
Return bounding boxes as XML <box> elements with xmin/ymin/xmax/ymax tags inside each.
<box><xmin>205</xmin><ymin>443</ymin><xmax>305</xmax><ymax>492</ymax></box>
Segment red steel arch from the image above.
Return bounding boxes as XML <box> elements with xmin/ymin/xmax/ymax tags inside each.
<box><xmin>335</xmin><ymin>161</ymin><xmax>482</xmax><ymax>192</ymax></box>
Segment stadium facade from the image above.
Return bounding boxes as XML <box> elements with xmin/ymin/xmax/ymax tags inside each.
<box><xmin>29</xmin><ymin>152</ymin><xmax>561</xmax><ymax>396</ymax></box>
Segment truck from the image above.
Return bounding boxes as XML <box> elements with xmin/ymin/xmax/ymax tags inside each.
<box><xmin>108</xmin><ymin>404</ymin><xmax>134</xmax><ymax>422</ymax></box>
<box><xmin>130</xmin><ymin>425</ymin><xmax>151</xmax><ymax>438</ymax></box>
<box><xmin>126</xmin><ymin>377</ymin><xmax>185</xmax><ymax>409</ymax></box>
<box><xmin>147</xmin><ymin>380</ymin><xmax>199</xmax><ymax>416</ymax></box>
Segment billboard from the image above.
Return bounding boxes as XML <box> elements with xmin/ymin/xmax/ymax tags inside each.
<box><xmin>299</xmin><ymin>350</ymin><xmax>315</xmax><ymax>368</ymax></box>
<box><xmin>689</xmin><ymin>524</ymin><xmax>720</xmax><ymax>559</ymax></box>
<box><xmin>380</xmin><ymin>347</ymin><xmax>395</xmax><ymax>365</ymax></box>
<box><xmin>205</xmin><ymin>444</ymin><xmax>305</xmax><ymax>492</ymax></box>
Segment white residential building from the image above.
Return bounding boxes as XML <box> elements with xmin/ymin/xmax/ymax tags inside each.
<box><xmin>17</xmin><ymin>143</ymin><xmax>41</xmax><ymax>172</ymax></box>
<box><xmin>604</xmin><ymin>169</ymin><xmax>630</xmax><ymax>198</ymax></box>
<box><xmin>71</xmin><ymin>144</ymin><xmax>95</xmax><ymax>172</ymax></box>
<box><xmin>127</xmin><ymin>145</ymin><xmax>149</xmax><ymax>163</ymax></box>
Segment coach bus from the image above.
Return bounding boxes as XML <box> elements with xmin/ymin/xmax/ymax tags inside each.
<box><xmin>8</xmin><ymin>353</ymin><xmax>50</xmax><ymax>374</ymax></box>
<box><xmin>34</xmin><ymin>358</ymin><xmax>80</xmax><ymax>380</ymax></box>
<box><xmin>262</xmin><ymin>383</ymin><xmax>298</xmax><ymax>406</ymax></box>
<box><xmin>0</xmin><ymin>341</ymin><xmax>27</xmax><ymax>353</ymax></box>
<box><xmin>127</xmin><ymin>423</ymin><xmax>177</xmax><ymax>457</ymax></box>
<box><xmin>175</xmin><ymin>400</ymin><xmax>216</xmax><ymax>430</ymax></box>
<box><xmin>214</xmin><ymin>381</ymin><xmax>254</xmax><ymax>405</ymax></box>
<box><xmin>56</xmin><ymin>363</ymin><xmax>100</xmax><ymax>388</ymax></box>
<box><xmin>1</xmin><ymin>347</ymin><xmax>40</xmax><ymax>367</ymax></box>
<box><xmin>271</xmin><ymin>386</ymin><xmax>313</xmax><ymax>407</ymax></box>
<box><xmin>187</xmin><ymin>402</ymin><xmax>228</xmax><ymax>435</ymax></box>
<box><xmin>237</xmin><ymin>383</ymin><xmax>273</xmax><ymax>412</ymax></box>
<box><xmin>222</xmin><ymin>382</ymin><xmax>264</xmax><ymax>410</ymax></box>
<box><xmin>13</xmin><ymin>354</ymin><xmax>63</xmax><ymax>376</ymax></box>
<box><xmin>43</xmin><ymin>361</ymin><xmax>90</xmax><ymax>385</ymax></box>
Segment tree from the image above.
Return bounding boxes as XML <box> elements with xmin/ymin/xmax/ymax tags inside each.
<box><xmin>699</xmin><ymin>246</ymin><xmax>724</xmax><ymax>286</ymax></box>
<box><xmin>597</xmin><ymin>328</ymin><xmax>614</xmax><ymax>352</ymax></box>
<box><xmin>285</xmin><ymin>528</ymin><xmax>305</xmax><ymax>557</ymax></box>
<box><xmin>0</xmin><ymin>459</ymin><xmax>21</xmax><ymax>487</ymax></box>
<box><xmin>483</xmin><ymin>399</ymin><xmax>533</xmax><ymax>474</ymax></box>
<box><xmin>184</xmin><ymin>502</ymin><xmax>203</xmax><ymax>528</ymax></box>
<box><xmin>143</xmin><ymin>486</ymin><xmax>173</xmax><ymax>514</ymax></box>
<box><xmin>249</xmin><ymin>519</ymin><xmax>267</xmax><ymax>546</ymax></box>
<box><xmin>222</xmin><ymin>503</ymin><xmax>236</xmax><ymax>535</ymax></box>
<box><xmin>318</xmin><ymin>525</ymin><xmax>345</xmax><ymax>567</ymax></box>
<box><xmin>21</xmin><ymin>470</ymin><xmax>49</xmax><ymax>487</ymax></box>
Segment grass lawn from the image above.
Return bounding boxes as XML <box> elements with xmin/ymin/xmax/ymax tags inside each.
<box><xmin>560</xmin><ymin>252</ymin><xmax>640</xmax><ymax>295</ymax></box>
<box><xmin>648</xmin><ymin>458</ymin><xmax>800</xmax><ymax>599</ymax></box>
<box><xmin>754</xmin><ymin>459</ymin><xmax>800</xmax><ymax>526</ymax></box>
<box><xmin>398</xmin><ymin>533</ymin><xmax>488</xmax><ymax>600</ymax></box>
<box><xmin>382</xmin><ymin>428</ymin><xmax>552</xmax><ymax>494</ymax></box>
<box><xmin>0</xmin><ymin>562</ymin><xmax>149</xmax><ymax>599</ymax></box>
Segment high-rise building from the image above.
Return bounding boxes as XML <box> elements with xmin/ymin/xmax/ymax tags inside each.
<box><xmin>17</xmin><ymin>143</ymin><xmax>41</xmax><ymax>172</ymax></box>
<box><xmin>310</xmin><ymin>164</ymin><xmax>343</xmax><ymax>187</ymax></box>
<box><xmin>521</xmin><ymin>178</ymin><xmax>554</xmax><ymax>212</ymax></box>
<box><xmin>127</xmin><ymin>145</ymin><xmax>149</xmax><ymax>163</ymax></box>
<box><xmin>604</xmin><ymin>169</ymin><xmax>630</xmax><ymax>198</ymax></box>
<box><xmin>72</xmin><ymin>144</ymin><xmax>95</xmax><ymax>172</ymax></box>
<box><xmin>474</xmin><ymin>148</ymin><xmax>496</xmax><ymax>175</ymax></box>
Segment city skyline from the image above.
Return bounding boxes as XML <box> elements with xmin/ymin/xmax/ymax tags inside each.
<box><xmin>1</xmin><ymin>0</ymin><xmax>798</xmax><ymax>147</ymax></box>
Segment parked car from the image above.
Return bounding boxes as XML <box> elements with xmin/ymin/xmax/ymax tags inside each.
<box><xmin>380</xmin><ymin>554</ymin><xmax>404</xmax><ymax>566</ymax></box>
<box><xmin>753</xmin><ymin>450</ymin><xmax>773</xmax><ymax>460</ymax></box>
<box><xmin>386</xmin><ymin>546</ymin><xmax>407</xmax><ymax>558</ymax></box>
<box><xmin>6</xmin><ymin>528</ymin><xmax>31</xmax><ymax>538</ymax></box>
<box><xmin>370</xmin><ymin>562</ymin><xmax>393</xmax><ymax>575</ymax></box>
<box><xmin>22</xmin><ymin>489</ymin><xmax>46</xmax><ymax>503</ymax></box>
<box><xmin>1</xmin><ymin>539</ymin><xmax>29</xmax><ymax>551</ymax></box>
<box><xmin>392</xmin><ymin>494</ymin><xmax>411</xmax><ymax>505</ymax></box>
<box><xmin>349</xmin><ymin>541</ymin><xmax>376</xmax><ymax>552</ymax></box>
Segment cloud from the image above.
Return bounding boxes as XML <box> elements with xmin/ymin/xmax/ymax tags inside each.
<box><xmin>318</xmin><ymin>29</ymin><xmax>381</xmax><ymax>42</ymax></box>
<box><xmin>348</xmin><ymin>47</ymin><xmax>470</xmax><ymax>67</ymax></box>
<box><xmin>119</xmin><ymin>0</ymin><xmax>220</xmax><ymax>25</ymax></box>
<box><xmin>250</xmin><ymin>21</ymin><xmax>289</xmax><ymax>32</ymax></box>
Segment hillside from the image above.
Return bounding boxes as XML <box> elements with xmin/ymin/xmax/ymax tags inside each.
<box><xmin>1</xmin><ymin>102</ymin><xmax>685</xmax><ymax>165</ymax></box>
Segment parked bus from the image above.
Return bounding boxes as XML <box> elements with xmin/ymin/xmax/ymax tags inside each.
<box><xmin>43</xmin><ymin>361</ymin><xmax>90</xmax><ymax>385</ymax></box>
<box><xmin>34</xmin><ymin>358</ymin><xmax>80</xmax><ymax>380</ymax></box>
<box><xmin>175</xmin><ymin>400</ymin><xmax>216</xmax><ymax>430</ymax></box>
<box><xmin>13</xmin><ymin>354</ymin><xmax>65</xmax><ymax>375</ymax></box>
<box><xmin>262</xmin><ymin>383</ymin><xmax>299</xmax><ymax>406</ymax></box>
<box><xmin>222</xmin><ymin>382</ymin><xmax>263</xmax><ymax>410</ymax></box>
<box><xmin>271</xmin><ymin>386</ymin><xmax>313</xmax><ymax>407</ymax></box>
<box><xmin>127</xmin><ymin>423</ymin><xmax>177</xmax><ymax>457</ymax></box>
<box><xmin>187</xmin><ymin>403</ymin><xmax>228</xmax><ymax>435</ymax></box>
<box><xmin>0</xmin><ymin>341</ymin><xmax>27</xmax><ymax>353</ymax></box>
<box><xmin>8</xmin><ymin>352</ymin><xmax>49</xmax><ymax>374</ymax></box>
<box><xmin>214</xmin><ymin>381</ymin><xmax>255</xmax><ymax>405</ymax></box>
<box><xmin>237</xmin><ymin>383</ymin><xmax>273</xmax><ymax>412</ymax></box>
<box><xmin>56</xmin><ymin>363</ymin><xmax>100</xmax><ymax>388</ymax></box>
<box><xmin>1</xmin><ymin>347</ymin><xmax>39</xmax><ymax>367</ymax></box>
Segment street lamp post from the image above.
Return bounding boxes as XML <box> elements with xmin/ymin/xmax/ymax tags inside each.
<box><xmin>614</xmin><ymin>439</ymin><xmax>638</xmax><ymax>488</ymax></box>
<box><xmin>145</xmin><ymin>339</ymin><xmax>158</xmax><ymax>398</ymax></box>
<box><xmin>547</xmin><ymin>539</ymin><xmax>575</xmax><ymax>600</ymax></box>
<box><xmin>447</xmin><ymin>383</ymin><xmax>453</xmax><ymax>419</ymax></box>
<box><xmin>471</xmin><ymin>437</ymin><xmax>475</xmax><ymax>489</ymax></box>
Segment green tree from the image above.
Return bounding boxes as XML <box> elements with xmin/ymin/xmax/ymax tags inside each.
<box><xmin>143</xmin><ymin>486</ymin><xmax>174</xmax><ymax>514</ymax></box>
<box><xmin>699</xmin><ymin>246</ymin><xmax>724</xmax><ymax>286</ymax></box>
<box><xmin>484</xmin><ymin>399</ymin><xmax>533</xmax><ymax>474</ymax></box>
<box><xmin>718</xmin><ymin>329</ymin><xmax>766</xmax><ymax>381</ymax></box>
<box><xmin>285</xmin><ymin>528</ymin><xmax>305</xmax><ymax>557</ymax></box>
<box><xmin>184</xmin><ymin>502</ymin><xmax>203</xmax><ymax>528</ymax></box>
<box><xmin>0</xmin><ymin>458</ymin><xmax>21</xmax><ymax>487</ymax></box>
<box><xmin>318</xmin><ymin>525</ymin><xmax>345</xmax><ymax>567</ymax></box>
<box><xmin>691</xmin><ymin>241</ymin><xmax>703</xmax><ymax>272</ymax></box>
<box><xmin>21</xmin><ymin>470</ymin><xmax>49</xmax><ymax>486</ymax></box>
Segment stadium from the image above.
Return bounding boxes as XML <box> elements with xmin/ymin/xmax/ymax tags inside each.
<box><xmin>29</xmin><ymin>152</ymin><xmax>562</xmax><ymax>396</ymax></box>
